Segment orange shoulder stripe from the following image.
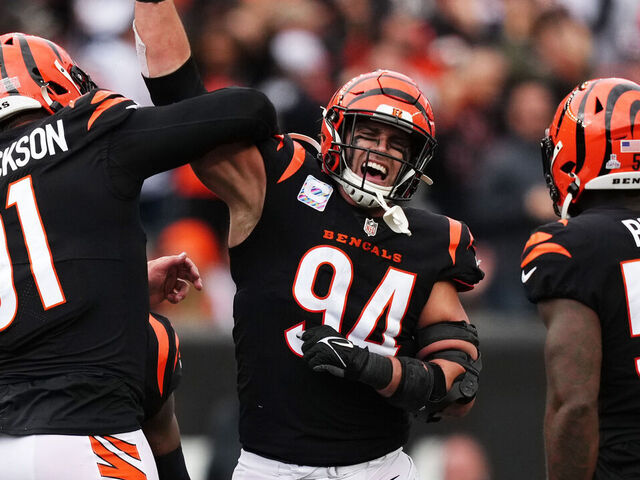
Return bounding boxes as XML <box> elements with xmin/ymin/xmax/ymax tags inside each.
<box><xmin>523</xmin><ymin>232</ymin><xmax>553</xmax><ymax>251</ymax></box>
<box><xmin>87</xmin><ymin>97</ymin><xmax>128</xmax><ymax>131</ymax></box>
<box><xmin>277</xmin><ymin>140</ymin><xmax>306</xmax><ymax>183</ymax></box>
<box><xmin>447</xmin><ymin>217</ymin><xmax>462</xmax><ymax>264</ymax></box>
<box><xmin>275</xmin><ymin>134</ymin><xmax>285</xmax><ymax>151</ymax></box>
<box><xmin>521</xmin><ymin>242</ymin><xmax>572</xmax><ymax>268</ymax></box>
<box><xmin>148</xmin><ymin>314</ymin><xmax>170</xmax><ymax>397</ymax></box>
<box><xmin>91</xmin><ymin>90</ymin><xmax>116</xmax><ymax>104</ymax></box>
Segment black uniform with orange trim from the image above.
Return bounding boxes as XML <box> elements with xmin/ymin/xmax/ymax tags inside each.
<box><xmin>143</xmin><ymin>312</ymin><xmax>182</xmax><ymax>422</ymax></box>
<box><xmin>522</xmin><ymin>206</ymin><xmax>640</xmax><ymax>477</ymax></box>
<box><xmin>230</xmin><ymin>134</ymin><xmax>483</xmax><ymax>466</ymax></box>
<box><xmin>0</xmin><ymin>86</ymin><xmax>275</xmax><ymax>435</ymax></box>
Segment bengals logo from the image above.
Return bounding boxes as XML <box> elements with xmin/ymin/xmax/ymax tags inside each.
<box><xmin>391</xmin><ymin>107</ymin><xmax>404</xmax><ymax>118</ymax></box>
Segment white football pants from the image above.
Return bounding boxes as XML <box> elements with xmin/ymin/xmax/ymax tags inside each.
<box><xmin>232</xmin><ymin>447</ymin><xmax>417</xmax><ymax>480</ymax></box>
<box><xmin>0</xmin><ymin>429</ymin><xmax>158</xmax><ymax>480</ymax></box>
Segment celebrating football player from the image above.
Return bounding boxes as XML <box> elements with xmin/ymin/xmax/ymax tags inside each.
<box><xmin>0</xmin><ymin>32</ymin><xmax>276</xmax><ymax>479</ymax></box>
<box><xmin>135</xmin><ymin>1</ymin><xmax>484</xmax><ymax>478</ymax></box>
<box><xmin>522</xmin><ymin>77</ymin><xmax>640</xmax><ymax>479</ymax></box>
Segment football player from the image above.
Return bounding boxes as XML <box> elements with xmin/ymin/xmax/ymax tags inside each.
<box><xmin>0</xmin><ymin>33</ymin><xmax>276</xmax><ymax>479</ymax></box>
<box><xmin>145</xmin><ymin>252</ymin><xmax>199</xmax><ymax>480</ymax></box>
<box><xmin>135</xmin><ymin>1</ymin><xmax>484</xmax><ymax>479</ymax></box>
<box><xmin>522</xmin><ymin>77</ymin><xmax>640</xmax><ymax>479</ymax></box>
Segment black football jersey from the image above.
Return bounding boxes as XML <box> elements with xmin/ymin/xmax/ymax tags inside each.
<box><xmin>0</xmin><ymin>90</ymin><xmax>150</xmax><ymax>434</ymax></box>
<box><xmin>0</xmin><ymin>86</ymin><xmax>274</xmax><ymax>435</ymax></box>
<box><xmin>231</xmin><ymin>135</ymin><xmax>483</xmax><ymax>466</ymax></box>
<box><xmin>142</xmin><ymin>312</ymin><xmax>182</xmax><ymax>422</ymax></box>
<box><xmin>522</xmin><ymin>207</ymin><xmax>640</xmax><ymax>475</ymax></box>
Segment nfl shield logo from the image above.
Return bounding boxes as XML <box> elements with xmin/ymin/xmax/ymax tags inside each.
<box><xmin>364</xmin><ymin>218</ymin><xmax>378</xmax><ymax>237</ymax></box>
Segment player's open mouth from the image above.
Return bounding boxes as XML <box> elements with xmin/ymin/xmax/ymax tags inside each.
<box><xmin>361</xmin><ymin>161</ymin><xmax>388</xmax><ymax>183</ymax></box>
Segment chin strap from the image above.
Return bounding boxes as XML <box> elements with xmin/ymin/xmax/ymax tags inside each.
<box><xmin>560</xmin><ymin>173</ymin><xmax>581</xmax><ymax>220</ymax></box>
<box><xmin>374</xmin><ymin>191</ymin><xmax>412</xmax><ymax>236</ymax></box>
<box><xmin>560</xmin><ymin>192</ymin><xmax>573</xmax><ymax>220</ymax></box>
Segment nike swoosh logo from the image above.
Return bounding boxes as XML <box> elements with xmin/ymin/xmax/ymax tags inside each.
<box><xmin>318</xmin><ymin>336</ymin><xmax>352</xmax><ymax>368</ymax></box>
<box><xmin>389</xmin><ymin>476</ymin><xmax>399</xmax><ymax>480</ymax></box>
<box><xmin>521</xmin><ymin>266</ymin><xmax>537</xmax><ymax>283</ymax></box>
<box><xmin>320</xmin><ymin>337</ymin><xmax>353</xmax><ymax>349</ymax></box>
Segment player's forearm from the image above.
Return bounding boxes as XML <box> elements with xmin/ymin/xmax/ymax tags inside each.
<box><xmin>544</xmin><ymin>401</ymin><xmax>598</xmax><ymax>480</ymax></box>
<box><xmin>134</xmin><ymin>0</ymin><xmax>191</xmax><ymax>78</ymax></box>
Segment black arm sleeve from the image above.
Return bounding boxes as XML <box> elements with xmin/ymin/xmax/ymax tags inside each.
<box><xmin>155</xmin><ymin>445</ymin><xmax>190</xmax><ymax>480</ymax></box>
<box><xmin>143</xmin><ymin>56</ymin><xmax>206</xmax><ymax>106</ymax></box>
<box><xmin>107</xmin><ymin>87</ymin><xmax>277</xmax><ymax>196</ymax></box>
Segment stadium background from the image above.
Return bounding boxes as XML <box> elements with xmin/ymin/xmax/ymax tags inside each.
<box><xmin>3</xmin><ymin>0</ymin><xmax>639</xmax><ymax>478</ymax></box>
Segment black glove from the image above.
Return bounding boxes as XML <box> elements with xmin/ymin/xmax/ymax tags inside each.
<box><xmin>300</xmin><ymin>325</ymin><xmax>370</xmax><ymax>380</ymax></box>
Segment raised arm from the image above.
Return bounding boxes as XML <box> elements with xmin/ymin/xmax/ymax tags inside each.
<box><xmin>538</xmin><ymin>298</ymin><xmax>601</xmax><ymax>480</ymax></box>
<box><xmin>133</xmin><ymin>0</ymin><xmax>272</xmax><ymax>247</ymax></box>
<box><xmin>134</xmin><ymin>0</ymin><xmax>206</xmax><ymax>104</ymax></box>
<box><xmin>134</xmin><ymin>0</ymin><xmax>190</xmax><ymax>77</ymax></box>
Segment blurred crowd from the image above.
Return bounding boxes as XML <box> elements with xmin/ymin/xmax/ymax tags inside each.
<box><xmin>4</xmin><ymin>0</ymin><xmax>640</xmax><ymax>327</ymax></box>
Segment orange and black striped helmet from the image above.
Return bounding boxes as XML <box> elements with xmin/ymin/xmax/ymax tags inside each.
<box><xmin>542</xmin><ymin>77</ymin><xmax>640</xmax><ymax>218</ymax></box>
<box><xmin>320</xmin><ymin>70</ymin><xmax>436</xmax><ymax>207</ymax></box>
<box><xmin>0</xmin><ymin>33</ymin><xmax>96</xmax><ymax>121</ymax></box>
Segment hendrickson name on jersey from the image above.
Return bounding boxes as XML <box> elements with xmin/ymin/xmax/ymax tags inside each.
<box><xmin>1</xmin><ymin>119</ymin><xmax>68</xmax><ymax>177</ymax></box>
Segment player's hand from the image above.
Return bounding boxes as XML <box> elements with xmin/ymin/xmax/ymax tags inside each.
<box><xmin>300</xmin><ymin>325</ymin><xmax>369</xmax><ymax>380</ymax></box>
<box><xmin>147</xmin><ymin>252</ymin><xmax>203</xmax><ymax>306</ymax></box>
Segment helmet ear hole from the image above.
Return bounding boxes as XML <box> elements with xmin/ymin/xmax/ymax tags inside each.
<box><xmin>560</xmin><ymin>161</ymin><xmax>576</xmax><ymax>173</ymax></box>
<box><xmin>595</xmin><ymin>98</ymin><xmax>603</xmax><ymax>114</ymax></box>
<box><xmin>47</xmin><ymin>81</ymin><xmax>68</xmax><ymax>96</ymax></box>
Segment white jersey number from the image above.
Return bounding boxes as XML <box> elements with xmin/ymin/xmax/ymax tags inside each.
<box><xmin>621</xmin><ymin>259</ymin><xmax>640</xmax><ymax>377</ymax></box>
<box><xmin>0</xmin><ymin>176</ymin><xmax>65</xmax><ymax>330</ymax></box>
<box><xmin>286</xmin><ymin>245</ymin><xmax>416</xmax><ymax>357</ymax></box>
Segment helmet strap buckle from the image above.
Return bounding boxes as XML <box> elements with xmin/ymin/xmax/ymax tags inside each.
<box><xmin>374</xmin><ymin>191</ymin><xmax>412</xmax><ymax>236</ymax></box>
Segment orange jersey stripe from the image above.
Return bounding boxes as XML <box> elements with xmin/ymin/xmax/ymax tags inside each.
<box><xmin>174</xmin><ymin>331</ymin><xmax>180</xmax><ymax>369</ymax></box>
<box><xmin>90</xmin><ymin>436</ymin><xmax>147</xmax><ymax>480</ymax></box>
<box><xmin>91</xmin><ymin>90</ymin><xmax>116</xmax><ymax>104</ymax></box>
<box><xmin>521</xmin><ymin>242</ymin><xmax>572</xmax><ymax>268</ymax></box>
<box><xmin>447</xmin><ymin>218</ymin><xmax>462</xmax><ymax>264</ymax></box>
<box><xmin>148</xmin><ymin>314</ymin><xmax>170</xmax><ymax>397</ymax></box>
<box><xmin>523</xmin><ymin>232</ymin><xmax>553</xmax><ymax>251</ymax></box>
<box><xmin>88</xmin><ymin>97</ymin><xmax>128</xmax><ymax>131</ymax></box>
<box><xmin>277</xmin><ymin>141</ymin><xmax>306</xmax><ymax>183</ymax></box>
